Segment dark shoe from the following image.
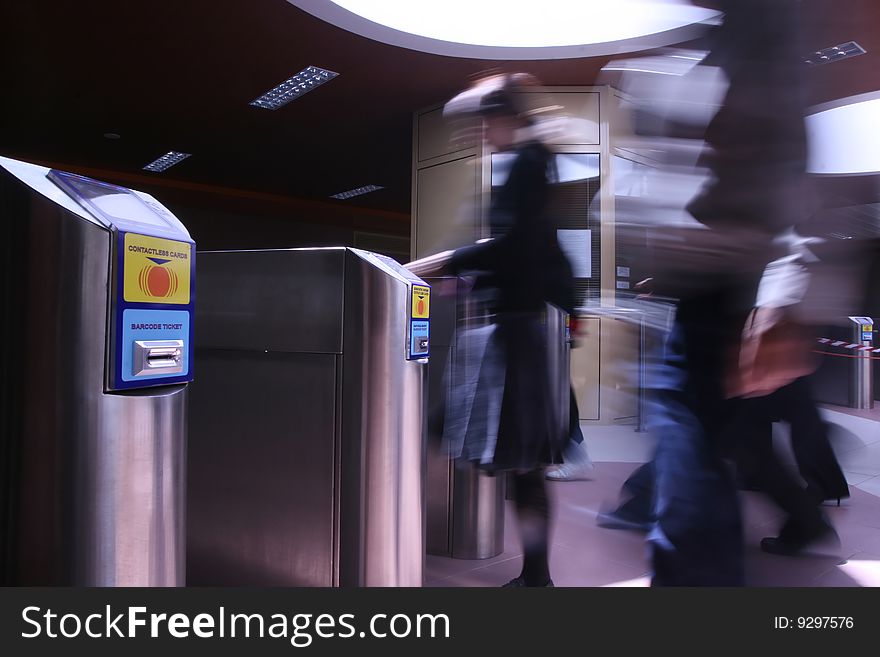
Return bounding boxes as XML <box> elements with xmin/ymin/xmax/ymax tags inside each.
<box><xmin>806</xmin><ymin>485</ymin><xmax>849</xmax><ymax>507</ymax></box>
<box><xmin>597</xmin><ymin>509</ymin><xmax>651</xmax><ymax>533</ymax></box>
<box><xmin>502</xmin><ymin>576</ymin><xmax>554</xmax><ymax>587</ymax></box>
<box><xmin>760</xmin><ymin>517</ymin><xmax>839</xmax><ymax>556</ymax></box>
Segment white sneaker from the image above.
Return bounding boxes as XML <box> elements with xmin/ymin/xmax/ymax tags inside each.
<box><xmin>546</xmin><ymin>442</ymin><xmax>595</xmax><ymax>481</ymax></box>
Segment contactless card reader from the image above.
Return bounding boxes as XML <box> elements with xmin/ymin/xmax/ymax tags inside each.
<box><xmin>350</xmin><ymin>249</ymin><xmax>430</xmax><ymax>361</ymax></box>
<box><xmin>48</xmin><ymin>170</ymin><xmax>195</xmax><ymax>390</ymax></box>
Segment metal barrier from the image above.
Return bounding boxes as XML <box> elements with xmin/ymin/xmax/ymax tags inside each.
<box><xmin>814</xmin><ymin>316</ymin><xmax>875</xmax><ymax>410</ymax></box>
<box><xmin>424</xmin><ymin>277</ymin><xmax>505</xmax><ymax>559</ymax></box>
<box><xmin>849</xmin><ymin>316</ymin><xmax>875</xmax><ymax>409</ymax></box>
<box><xmin>188</xmin><ymin>248</ymin><xmax>429</xmax><ymax>586</ymax></box>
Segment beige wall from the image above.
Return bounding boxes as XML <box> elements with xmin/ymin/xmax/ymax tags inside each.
<box><xmin>411</xmin><ymin>107</ymin><xmax>481</xmax><ymax>259</ymax></box>
<box><xmin>572</xmin><ymin>314</ymin><xmax>640</xmax><ymax>424</ymax></box>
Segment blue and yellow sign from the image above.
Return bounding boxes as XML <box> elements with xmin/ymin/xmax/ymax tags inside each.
<box><xmin>112</xmin><ymin>231</ymin><xmax>195</xmax><ymax>390</ymax></box>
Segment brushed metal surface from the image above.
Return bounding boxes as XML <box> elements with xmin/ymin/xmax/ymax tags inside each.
<box><xmin>196</xmin><ymin>248</ymin><xmax>346</xmax><ymax>354</ymax></box>
<box><xmin>450</xmin><ymin>462</ymin><xmax>505</xmax><ymax>560</ymax></box>
<box><xmin>423</xmin><ymin>277</ymin><xmax>457</xmax><ymax>555</ymax></box>
<box><xmin>133</xmin><ymin>340</ymin><xmax>185</xmax><ymax>376</ymax></box>
<box><xmin>3</xmin><ymin>166</ymin><xmax>186</xmax><ymax>585</ymax></box>
<box><xmin>425</xmin><ymin>443</ymin><xmax>453</xmax><ymax>554</ymax></box>
<box><xmin>82</xmin><ymin>386</ymin><xmax>187</xmax><ymax>586</ymax></box>
<box><xmin>187</xmin><ymin>350</ymin><xmax>338</xmax><ymax>586</ymax></box>
<box><xmin>852</xmin><ymin>357</ymin><xmax>874</xmax><ymax>409</ymax></box>
<box><xmin>340</xmin><ymin>250</ymin><xmax>426</xmax><ymax>586</ymax></box>
<box><xmin>851</xmin><ymin>322</ymin><xmax>875</xmax><ymax>410</ymax></box>
<box><xmin>189</xmin><ymin>248</ymin><xmax>427</xmax><ymax>587</ymax></box>
<box><xmin>545</xmin><ymin>304</ymin><xmax>572</xmax><ymax>441</ymax></box>
<box><xmin>422</xmin><ymin>276</ymin><xmax>506</xmax><ymax>560</ymax></box>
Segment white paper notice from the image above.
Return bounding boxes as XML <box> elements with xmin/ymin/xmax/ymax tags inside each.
<box><xmin>557</xmin><ymin>229</ymin><xmax>591</xmax><ymax>278</ymax></box>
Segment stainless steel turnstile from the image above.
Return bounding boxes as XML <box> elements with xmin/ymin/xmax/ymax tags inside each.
<box><xmin>188</xmin><ymin>248</ymin><xmax>429</xmax><ymax>587</ymax></box>
<box><xmin>0</xmin><ymin>156</ymin><xmax>194</xmax><ymax>586</ymax></box>
<box><xmin>425</xmin><ymin>277</ymin><xmax>505</xmax><ymax>560</ymax></box>
<box><xmin>848</xmin><ymin>316</ymin><xmax>875</xmax><ymax>409</ymax></box>
<box><xmin>814</xmin><ymin>316</ymin><xmax>876</xmax><ymax>409</ymax></box>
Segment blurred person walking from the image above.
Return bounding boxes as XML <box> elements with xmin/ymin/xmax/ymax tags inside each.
<box><xmin>604</xmin><ymin>0</ymin><xmax>814</xmax><ymax>585</ymax></box>
<box><xmin>724</xmin><ymin>230</ymin><xmax>854</xmax><ymax>555</ymax></box>
<box><xmin>598</xmin><ymin>236</ymin><xmax>852</xmax><ymax>558</ymax></box>
<box><xmin>430</xmin><ymin>72</ymin><xmax>577</xmax><ymax>587</ymax></box>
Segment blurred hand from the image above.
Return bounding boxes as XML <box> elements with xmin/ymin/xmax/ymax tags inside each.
<box><xmin>569</xmin><ymin>315</ymin><xmax>586</xmax><ymax>348</ymax></box>
<box><xmin>634</xmin><ymin>277</ymin><xmax>654</xmax><ymax>299</ymax></box>
<box><xmin>404</xmin><ymin>249</ymin><xmax>454</xmax><ymax>278</ymax></box>
<box><xmin>431</xmin><ymin>277</ymin><xmax>459</xmax><ymax>297</ymax></box>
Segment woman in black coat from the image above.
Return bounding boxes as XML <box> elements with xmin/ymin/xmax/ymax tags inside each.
<box><xmin>445</xmin><ymin>75</ymin><xmax>576</xmax><ymax>587</ymax></box>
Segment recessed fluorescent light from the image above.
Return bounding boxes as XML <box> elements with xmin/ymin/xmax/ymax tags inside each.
<box><xmin>250</xmin><ymin>66</ymin><xmax>339</xmax><ymax>110</ymax></box>
<box><xmin>804</xmin><ymin>41</ymin><xmax>866</xmax><ymax>66</ymax></box>
<box><xmin>143</xmin><ymin>151</ymin><xmax>191</xmax><ymax>172</ymax></box>
<box><xmin>330</xmin><ymin>184</ymin><xmax>383</xmax><ymax>200</ymax></box>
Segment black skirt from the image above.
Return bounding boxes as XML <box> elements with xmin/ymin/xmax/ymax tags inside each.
<box><xmin>443</xmin><ymin>310</ymin><xmax>566</xmax><ymax>473</ymax></box>
<box><xmin>489</xmin><ymin>311</ymin><xmax>565</xmax><ymax>473</ymax></box>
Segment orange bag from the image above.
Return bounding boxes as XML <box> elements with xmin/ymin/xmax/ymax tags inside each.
<box><xmin>725</xmin><ymin>306</ymin><xmax>818</xmax><ymax>399</ymax></box>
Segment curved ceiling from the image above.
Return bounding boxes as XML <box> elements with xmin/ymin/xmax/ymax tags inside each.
<box><xmin>0</xmin><ymin>0</ymin><xmax>877</xmax><ymax>222</ymax></box>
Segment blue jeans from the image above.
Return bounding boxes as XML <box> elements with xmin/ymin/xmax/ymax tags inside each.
<box><xmin>647</xmin><ymin>292</ymin><xmax>747</xmax><ymax>586</ymax></box>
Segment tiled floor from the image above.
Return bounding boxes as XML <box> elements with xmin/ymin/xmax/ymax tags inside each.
<box><xmin>425</xmin><ymin>403</ymin><xmax>880</xmax><ymax>587</ymax></box>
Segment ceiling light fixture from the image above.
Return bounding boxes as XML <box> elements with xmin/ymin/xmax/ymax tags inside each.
<box><xmin>143</xmin><ymin>151</ymin><xmax>191</xmax><ymax>172</ymax></box>
<box><xmin>806</xmin><ymin>91</ymin><xmax>880</xmax><ymax>174</ymax></box>
<box><xmin>330</xmin><ymin>184</ymin><xmax>383</xmax><ymax>200</ymax></box>
<box><xmin>804</xmin><ymin>41</ymin><xmax>866</xmax><ymax>66</ymax></box>
<box><xmin>289</xmin><ymin>0</ymin><xmax>720</xmax><ymax>60</ymax></box>
<box><xmin>250</xmin><ymin>66</ymin><xmax>339</xmax><ymax>110</ymax></box>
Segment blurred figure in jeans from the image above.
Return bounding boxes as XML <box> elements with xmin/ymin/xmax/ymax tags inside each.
<box><xmin>604</xmin><ymin>0</ymin><xmax>813</xmax><ymax>585</ymax></box>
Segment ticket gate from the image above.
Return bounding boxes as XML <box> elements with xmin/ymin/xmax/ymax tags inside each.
<box><xmin>425</xmin><ymin>278</ymin><xmax>505</xmax><ymax>559</ymax></box>
<box><xmin>0</xmin><ymin>156</ymin><xmax>194</xmax><ymax>585</ymax></box>
<box><xmin>814</xmin><ymin>316</ymin><xmax>875</xmax><ymax>409</ymax></box>
<box><xmin>188</xmin><ymin>248</ymin><xmax>429</xmax><ymax>587</ymax></box>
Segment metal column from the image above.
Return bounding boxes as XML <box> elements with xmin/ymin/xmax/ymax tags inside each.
<box><xmin>849</xmin><ymin>316</ymin><xmax>875</xmax><ymax>409</ymax></box>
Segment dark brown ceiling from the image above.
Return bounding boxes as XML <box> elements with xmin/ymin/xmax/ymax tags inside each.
<box><xmin>1</xmin><ymin>0</ymin><xmax>878</xmax><ymax>220</ymax></box>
